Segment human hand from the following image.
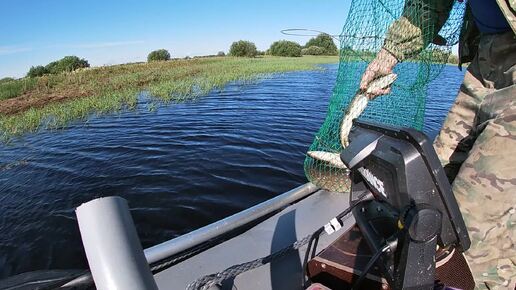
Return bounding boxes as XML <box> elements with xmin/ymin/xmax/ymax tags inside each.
<box><xmin>360</xmin><ymin>48</ymin><xmax>398</xmax><ymax>98</ymax></box>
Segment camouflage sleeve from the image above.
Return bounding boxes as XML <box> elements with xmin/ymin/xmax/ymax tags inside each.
<box><xmin>383</xmin><ymin>0</ymin><xmax>455</xmax><ymax>61</ymax></box>
<box><xmin>495</xmin><ymin>0</ymin><xmax>516</xmax><ymax>33</ymax></box>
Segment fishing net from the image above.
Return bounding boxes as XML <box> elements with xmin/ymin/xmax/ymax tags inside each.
<box><xmin>304</xmin><ymin>0</ymin><xmax>466</xmax><ymax>192</ymax></box>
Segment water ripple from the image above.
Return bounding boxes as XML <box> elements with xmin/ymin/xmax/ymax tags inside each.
<box><xmin>0</xmin><ymin>64</ymin><xmax>463</xmax><ymax>278</ymax></box>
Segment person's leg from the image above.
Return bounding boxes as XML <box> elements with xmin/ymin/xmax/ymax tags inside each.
<box><xmin>433</xmin><ymin>58</ymin><xmax>493</xmax><ymax>182</ymax></box>
<box><xmin>452</xmin><ymin>85</ymin><xmax>516</xmax><ymax>289</ymax></box>
<box><xmin>434</xmin><ymin>31</ymin><xmax>516</xmax><ymax>182</ymax></box>
<box><xmin>434</xmin><ymin>32</ymin><xmax>516</xmax><ymax>289</ymax></box>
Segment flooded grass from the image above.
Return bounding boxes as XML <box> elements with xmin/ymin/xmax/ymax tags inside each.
<box><xmin>0</xmin><ymin>56</ymin><xmax>338</xmax><ymax>141</ymax></box>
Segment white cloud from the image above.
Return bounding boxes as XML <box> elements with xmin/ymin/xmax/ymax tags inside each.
<box><xmin>0</xmin><ymin>46</ymin><xmax>32</xmax><ymax>55</ymax></box>
<box><xmin>53</xmin><ymin>40</ymin><xmax>145</xmax><ymax>49</ymax></box>
<box><xmin>0</xmin><ymin>40</ymin><xmax>144</xmax><ymax>56</ymax></box>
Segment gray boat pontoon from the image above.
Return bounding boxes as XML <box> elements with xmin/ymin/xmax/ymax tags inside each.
<box><xmin>70</xmin><ymin>183</ymin><xmax>349</xmax><ymax>290</ymax></box>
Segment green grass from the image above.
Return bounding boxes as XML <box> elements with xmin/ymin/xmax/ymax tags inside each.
<box><xmin>0</xmin><ymin>78</ymin><xmax>38</xmax><ymax>101</ymax></box>
<box><xmin>0</xmin><ymin>56</ymin><xmax>338</xmax><ymax>141</ymax></box>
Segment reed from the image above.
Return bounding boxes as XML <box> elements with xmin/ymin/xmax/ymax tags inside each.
<box><xmin>0</xmin><ymin>56</ymin><xmax>338</xmax><ymax>141</ymax></box>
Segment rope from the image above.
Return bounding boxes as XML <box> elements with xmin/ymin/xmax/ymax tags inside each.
<box><xmin>280</xmin><ymin>28</ymin><xmax>381</xmax><ymax>42</ymax></box>
<box><xmin>186</xmin><ymin>191</ymin><xmax>369</xmax><ymax>290</ymax></box>
<box><xmin>151</xmin><ymin>244</ymin><xmax>211</xmax><ymax>273</ymax></box>
<box><xmin>186</xmin><ymin>235</ymin><xmax>313</xmax><ymax>290</ymax></box>
<box><xmin>280</xmin><ymin>29</ymin><xmax>341</xmax><ymax>42</ymax></box>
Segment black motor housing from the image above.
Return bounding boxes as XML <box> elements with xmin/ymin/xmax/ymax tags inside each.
<box><xmin>340</xmin><ymin>120</ymin><xmax>470</xmax><ymax>290</ymax></box>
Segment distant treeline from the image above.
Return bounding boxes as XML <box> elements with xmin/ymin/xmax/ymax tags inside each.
<box><xmin>228</xmin><ymin>33</ymin><xmax>338</xmax><ymax>58</ymax></box>
<box><xmin>13</xmin><ymin>32</ymin><xmax>458</xmax><ymax>80</ymax></box>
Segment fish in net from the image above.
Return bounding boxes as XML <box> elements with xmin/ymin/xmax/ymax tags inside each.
<box><xmin>304</xmin><ymin>0</ymin><xmax>466</xmax><ymax>192</ymax></box>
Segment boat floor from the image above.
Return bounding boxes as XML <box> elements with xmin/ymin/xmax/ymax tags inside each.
<box><xmin>154</xmin><ymin>189</ymin><xmax>354</xmax><ymax>290</ymax></box>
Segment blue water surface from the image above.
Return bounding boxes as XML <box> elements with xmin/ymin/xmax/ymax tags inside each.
<box><xmin>0</xmin><ymin>64</ymin><xmax>463</xmax><ymax>277</ymax></box>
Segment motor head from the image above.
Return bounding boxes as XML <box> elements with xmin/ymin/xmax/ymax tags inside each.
<box><xmin>340</xmin><ymin>120</ymin><xmax>470</xmax><ymax>252</ymax></box>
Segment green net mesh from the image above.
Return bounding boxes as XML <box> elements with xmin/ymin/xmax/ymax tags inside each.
<box><xmin>304</xmin><ymin>0</ymin><xmax>466</xmax><ymax>192</ymax></box>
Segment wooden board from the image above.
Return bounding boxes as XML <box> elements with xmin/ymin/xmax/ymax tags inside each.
<box><xmin>307</xmin><ymin>225</ymin><xmax>475</xmax><ymax>290</ymax></box>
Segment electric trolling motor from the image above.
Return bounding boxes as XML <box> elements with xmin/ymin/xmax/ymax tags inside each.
<box><xmin>339</xmin><ymin>120</ymin><xmax>471</xmax><ymax>290</ymax></box>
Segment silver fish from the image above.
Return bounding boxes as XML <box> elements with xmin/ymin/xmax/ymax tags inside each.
<box><xmin>307</xmin><ymin>151</ymin><xmax>347</xmax><ymax>169</ymax></box>
<box><xmin>340</xmin><ymin>73</ymin><xmax>397</xmax><ymax>147</ymax></box>
<box><xmin>307</xmin><ymin>73</ymin><xmax>397</xmax><ymax>171</ymax></box>
<box><xmin>305</xmin><ymin>166</ymin><xmax>352</xmax><ymax>193</ymax></box>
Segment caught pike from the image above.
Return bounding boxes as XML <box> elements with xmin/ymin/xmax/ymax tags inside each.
<box><xmin>306</xmin><ymin>151</ymin><xmax>348</xmax><ymax>169</ymax></box>
<box><xmin>340</xmin><ymin>73</ymin><xmax>397</xmax><ymax>147</ymax></box>
<box><xmin>308</xmin><ymin>73</ymin><xmax>397</xmax><ymax>169</ymax></box>
<box><xmin>305</xmin><ymin>166</ymin><xmax>351</xmax><ymax>192</ymax></box>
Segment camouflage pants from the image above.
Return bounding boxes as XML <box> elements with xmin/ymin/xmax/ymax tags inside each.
<box><xmin>434</xmin><ymin>31</ymin><xmax>516</xmax><ymax>290</ymax></box>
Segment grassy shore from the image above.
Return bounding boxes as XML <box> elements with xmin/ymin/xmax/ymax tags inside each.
<box><xmin>0</xmin><ymin>56</ymin><xmax>338</xmax><ymax>141</ymax></box>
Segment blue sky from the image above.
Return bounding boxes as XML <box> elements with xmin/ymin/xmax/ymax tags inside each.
<box><xmin>0</xmin><ymin>0</ymin><xmax>351</xmax><ymax>78</ymax></box>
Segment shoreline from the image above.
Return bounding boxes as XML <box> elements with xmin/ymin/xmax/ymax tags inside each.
<box><xmin>0</xmin><ymin>56</ymin><xmax>338</xmax><ymax>141</ymax></box>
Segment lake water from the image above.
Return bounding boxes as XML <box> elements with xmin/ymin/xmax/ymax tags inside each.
<box><xmin>0</xmin><ymin>64</ymin><xmax>464</xmax><ymax>278</ymax></box>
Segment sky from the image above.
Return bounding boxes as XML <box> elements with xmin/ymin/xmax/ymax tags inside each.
<box><xmin>0</xmin><ymin>0</ymin><xmax>352</xmax><ymax>78</ymax></box>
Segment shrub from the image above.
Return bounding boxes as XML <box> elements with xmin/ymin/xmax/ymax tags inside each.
<box><xmin>147</xmin><ymin>49</ymin><xmax>171</xmax><ymax>62</ymax></box>
<box><xmin>269</xmin><ymin>40</ymin><xmax>302</xmax><ymax>57</ymax></box>
<box><xmin>301</xmin><ymin>46</ymin><xmax>325</xmax><ymax>56</ymax></box>
<box><xmin>45</xmin><ymin>56</ymin><xmax>90</xmax><ymax>74</ymax></box>
<box><xmin>305</xmin><ymin>34</ymin><xmax>338</xmax><ymax>55</ymax></box>
<box><xmin>0</xmin><ymin>77</ymin><xmax>15</xmax><ymax>84</ymax></box>
<box><xmin>27</xmin><ymin>65</ymin><xmax>49</xmax><ymax>77</ymax></box>
<box><xmin>25</xmin><ymin>56</ymin><xmax>90</xmax><ymax>77</ymax></box>
<box><xmin>217</xmin><ymin>51</ymin><xmax>226</xmax><ymax>57</ymax></box>
<box><xmin>447</xmin><ymin>54</ymin><xmax>459</xmax><ymax>64</ymax></box>
<box><xmin>229</xmin><ymin>40</ymin><xmax>257</xmax><ymax>57</ymax></box>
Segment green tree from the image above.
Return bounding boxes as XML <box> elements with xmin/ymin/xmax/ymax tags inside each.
<box><xmin>147</xmin><ymin>49</ymin><xmax>171</xmax><ymax>62</ymax></box>
<box><xmin>45</xmin><ymin>56</ymin><xmax>90</xmax><ymax>74</ymax></box>
<box><xmin>269</xmin><ymin>40</ymin><xmax>302</xmax><ymax>57</ymax></box>
<box><xmin>301</xmin><ymin>46</ymin><xmax>325</xmax><ymax>56</ymax></box>
<box><xmin>217</xmin><ymin>51</ymin><xmax>226</xmax><ymax>56</ymax></box>
<box><xmin>305</xmin><ymin>34</ymin><xmax>338</xmax><ymax>55</ymax></box>
<box><xmin>229</xmin><ymin>40</ymin><xmax>257</xmax><ymax>57</ymax></box>
<box><xmin>27</xmin><ymin>65</ymin><xmax>49</xmax><ymax>77</ymax></box>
